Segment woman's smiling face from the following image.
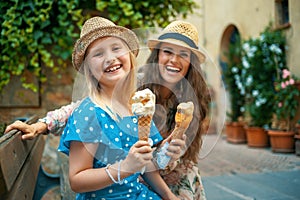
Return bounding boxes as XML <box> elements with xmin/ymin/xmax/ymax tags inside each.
<box><xmin>85</xmin><ymin>37</ymin><xmax>131</xmax><ymax>88</ymax></box>
<box><xmin>158</xmin><ymin>42</ymin><xmax>191</xmax><ymax>87</ymax></box>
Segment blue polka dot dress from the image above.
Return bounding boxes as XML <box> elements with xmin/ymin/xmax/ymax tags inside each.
<box><xmin>58</xmin><ymin>97</ymin><xmax>163</xmax><ymax>200</ymax></box>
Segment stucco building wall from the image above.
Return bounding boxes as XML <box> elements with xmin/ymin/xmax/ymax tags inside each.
<box><xmin>185</xmin><ymin>0</ymin><xmax>300</xmax><ymax>127</ymax></box>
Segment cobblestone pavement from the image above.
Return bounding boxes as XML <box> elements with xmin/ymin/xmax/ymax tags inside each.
<box><xmin>199</xmin><ymin>134</ymin><xmax>300</xmax><ymax>200</ymax></box>
<box><xmin>198</xmin><ymin>134</ymin><xmax>300</xmax><ymax>177</ymax></box>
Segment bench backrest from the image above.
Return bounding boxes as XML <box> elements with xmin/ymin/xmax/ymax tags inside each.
<box><xmin>0</xmin><ymin>117</ymin><xmax>45</xmax><ymax>199</ymax></box>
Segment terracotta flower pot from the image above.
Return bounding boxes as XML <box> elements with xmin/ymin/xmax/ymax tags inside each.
<box><xmin>225</xmin><ymin>122</ymin><xmax>247</xmax><ymax>144</ymax></box>
<box><xmin>295</xmin><ymin>134</ymin><xmax>300</xmax><ymax>156</ymax></box>
<box><xmin>295</xmin><ymin>81</ymin><xmax>300</xmax><ymax>91</ymax></box>
<box><xmin>268</xmin><ymin>130</ymin><xmax>295</xmax><ymax>153</ymax></box>
<box><xmin>245</xmin><ymin>127</ymin><xmax>269</xmax><ymax>148</ymax></box>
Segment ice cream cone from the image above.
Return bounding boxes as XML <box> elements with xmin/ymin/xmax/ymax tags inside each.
<box><xmin>138</xmin><ymin>115</ymin><xmax>152</xmax><ymax>141</ymax></box>
<box><xmin>131</xmin><ymin>88</ymin><xmax>156</xmax><ymax>141</ymax></box>
<box><xmin>171</xmin><ymin>101</ymin><xmax>194</xmax><ymax>139</ymax></box>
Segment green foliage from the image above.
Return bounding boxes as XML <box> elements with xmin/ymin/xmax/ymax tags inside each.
<box><xmin>273</xmin><ymin>69</ymin><xmax>300</xmax><ymax>131</ymax></box>
<box><xmin>96</xmin><ymin>0</ymin><xmax>197</xmax><ymax>28</ymax></box>
<box><xmin>0</xmin><ymin>0</ymin><xmax>197</xmax><ymax>93</ymax></box>
<box><xmin>223</xmin><ymin>31</ymin><xmax>245</xmax><ymax>122</ymax></box>
<box><xmin>0</xmin><ymin>0</ymin><xmax>83</xmax><ymax>92</ymax></box>
<box><xmin>0</xmin><ymin>122</ymin><xmax>6</xmax><ymax>137</ymax></box>
<box><xmin>240</xmin><ymin>26</ymin><xmax>286</xmax><ymax>127</ymax></box>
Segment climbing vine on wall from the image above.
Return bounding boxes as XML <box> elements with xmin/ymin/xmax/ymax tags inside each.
<box><xmin>0</xmin><ymin>0</ymin><xmax>197</xmax><ymax>93</ymax></box>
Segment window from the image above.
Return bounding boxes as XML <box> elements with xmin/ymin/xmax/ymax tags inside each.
<box><xmin>275</xmin><ymin>0</ymin><xmax>290</xmax><ymax>29</ymax></box>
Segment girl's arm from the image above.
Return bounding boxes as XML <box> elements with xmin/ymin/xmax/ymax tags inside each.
<box><xmin>69</xmin><ymin>142</ymin><xmax>121</xmax><ymax>192</ymax></box>
<box><xmin>142</xmin><ymin>164</ymin><xmax>180</xmax><ymax>200</ymax></box>
<box><xmin>69</xmin><ymin>140</ymin><xmax>153</xmax><ymax>193</ymax></box>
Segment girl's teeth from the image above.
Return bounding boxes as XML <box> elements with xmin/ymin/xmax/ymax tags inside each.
<box><xmin>106</xmin><ymin>66</ymin><xmax>120</xmax><ymax>72</ymax></box>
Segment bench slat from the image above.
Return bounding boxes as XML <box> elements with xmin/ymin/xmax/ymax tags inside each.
<box><xmin>4</xmin><ymin>135</ymin><xmax>45</xmax><ymax>199</ymax></box>
<box><xmin>0</xmin><ymin>130</ymin><xmax>36</xmax><ymax>193</ymax></box>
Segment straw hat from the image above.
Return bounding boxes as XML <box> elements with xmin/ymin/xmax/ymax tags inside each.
<box><xmin>148</xmin><ymin>20</ymin><xmax>206</xmax><ymax>63</ymax></box>
<box><xmin>72</xmin><ymin>17</ymin><xmax>139</xmax><ymax>71</ymax></box>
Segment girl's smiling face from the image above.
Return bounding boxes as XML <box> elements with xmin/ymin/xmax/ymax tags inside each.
<box><xmin>85</xmin><ymin>37</ymin><xmax>132</xmax><ymax>88</ymax></box>
<box><xmin>158</xmin><ymin>42</ymin><xmax>191</xmax><ymax>88</ymax></box>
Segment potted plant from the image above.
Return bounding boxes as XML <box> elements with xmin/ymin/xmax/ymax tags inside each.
<box><xmin>222</xmin><ymin>32</ymin><xmax>247</xmax><ymax>143</ymax></box>
<box><xmin>240</xmin><ymin>25</ymin><xmax>286</xmax><ymax>147</ymax></box>
<box><xmin>268</xmin><ymin>69</ymin><xmax>300</xmax><ymax>153</ymax></box>
<box><xmin>295</xmin><ymin>120</ymin><xmax>300</xmax><ymax>156</ymax></box>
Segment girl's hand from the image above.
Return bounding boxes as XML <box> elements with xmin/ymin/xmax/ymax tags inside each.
<box><xmin>4</xmin><ymin>121</ymin><xmax>47</xmax><ymax>140</ymax></box>
<box><xmin>122</xmin><ymin>140</ymin><xmax>153</xmax><ymax>173</ymax></box>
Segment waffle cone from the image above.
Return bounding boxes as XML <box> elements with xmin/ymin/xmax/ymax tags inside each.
<box><xmin>138</xmin><ymin>115</ymin><xmax>152</xmax><ymax>141</ymax></box>
<box><xmin>171</xmin><ymin>103</ymin><xmax>193</xmax><ymax>139</ymax></box>
<box><xmin>171</xmin><ymin>126</ymin><xmax>186</xmax><ymax>139</ymax></box>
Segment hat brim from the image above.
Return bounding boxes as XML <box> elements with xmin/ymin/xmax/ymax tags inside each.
<box><xmin>73</xmin><ymin>26</ymin><xmax>139</xmax><ymax>71</ymax></box>
<box><xmin>148</xmin><ymin>39</ymin><xmax>206</xmax><ymax>63</ymax></box>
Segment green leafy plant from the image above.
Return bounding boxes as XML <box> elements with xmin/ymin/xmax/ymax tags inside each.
<box><xmin>96</xmin><ymin>0</ymin><xmax>197</xmax><ymax>28</ymax></box>
<box><xmin>0</xmin><ymin>122</ymin><xmax>6</xmax><ymax>137</ymax></box>
<box><xmin>240</xmin><ymin>25</ymin><xmax>286</xmax><ymax>127</ymax></box>
<box><xmin>0</xmin><ymin>0</ymin><xmax>83</xmax><ymax>92</ymax></box>
<box><xmin>273</xmin><ymin>69</ymin><xmax>300</xmax><ymax>131</ymax></box>
<box><xmin>223</xmin><ymin>31</ymin><xmax>245</xmax><ymax>122</ymax></box>
<box><xmin>0</xmin><ymin>0</ymin><xmax>198</xmax><ymax>93</ymax></box>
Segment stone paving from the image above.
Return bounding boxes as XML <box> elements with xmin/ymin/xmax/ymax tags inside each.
<box><xmin>199</xmin><ymin>134</ymin><xmax>300</xmax><ymax>200</ymax></box>
<box><xmin>198</xmin><ymin>134</ymin><xmax>300</xmax><ymax>177</ymax></box>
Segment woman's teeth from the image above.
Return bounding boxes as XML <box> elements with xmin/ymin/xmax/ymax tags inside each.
<box><xmin>166</xmin><ymin>66</ymin><xmax>180</xmax><ymax>72</ymax></box>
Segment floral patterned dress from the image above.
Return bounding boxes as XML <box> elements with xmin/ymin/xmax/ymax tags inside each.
<box><xmin>159</xmin><ymin>160</ymin><xmax>206</xmax><ymax>200</ymax></box>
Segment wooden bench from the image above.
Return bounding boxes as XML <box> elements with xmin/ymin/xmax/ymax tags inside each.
<box><xmin>0</xmin><ymin>116</ymin><xmax>45</xmax><ymax>199</ymax></box>
<box><xmin>58</xmin><ymin>152</ymin><xmax>76</xmax><ymax>199</ymax></box>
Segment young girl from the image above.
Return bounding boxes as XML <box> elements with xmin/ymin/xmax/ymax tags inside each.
<box><xmin>58</xmin><ymin>16</ymin><xmax>179</xmax><ymax>200</ymax></box>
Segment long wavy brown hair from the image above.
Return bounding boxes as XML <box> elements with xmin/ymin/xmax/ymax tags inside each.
<box><xmin>138</xmin><ymin>46</ymin><xmax>209</xmax><ymax>164</ymax></box>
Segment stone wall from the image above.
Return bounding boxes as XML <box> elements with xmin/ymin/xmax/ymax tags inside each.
<box><xmin>0</xmin><ymin>64</ymin><xmax>75</xmax><ymax>125</ymax></box>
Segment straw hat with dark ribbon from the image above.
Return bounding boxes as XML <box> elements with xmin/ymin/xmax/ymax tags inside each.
<box><xmin>148</xmin><ymin>20</ymin><xmax>206</xmax><ymax>63</ymax></box>
<box><xmin>72</xmin><ymin>17</ymin><xmax>139</xmax><ymax>71</ymax></box>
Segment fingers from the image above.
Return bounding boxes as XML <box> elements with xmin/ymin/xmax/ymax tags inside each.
<box><xmin>4</xmin><ymin>121</ymin><xmax>38</xmax><ymax>140</ymax></box>
<box><xmin>134</xmin><ymin>140</ymin><xmax>151</xmax><ymax>148</ymax></box>
<box><xmin>21</xmin><ymin>133</ymin><xmax>35</xmax><ymax>140</ymax></box>
<box><xmin>4</xmin><ymin>125</ymin><xmax>14</xmax><ymax>134</ymax></box>
<box><xmin>166</xmin><ymin>144</ymin><xmax>181</xmax><ymax>159</ymax></box>
<box><xmin>124</xmin><ymin>141</ymin><xmax>154</xmax><ymax>172</ymax></box>
<box><xmin>4</xmin><ymin>121</ymin><xmax>26</xmax><ymax>133</ymax></box>
<box><xmin>169</xmin><ymin>135</ymin><xmax>186</xmax><ymax>150</ymax></box>
<box><xmin>166</xmin><ymin>135</ymin><xmax>186</xmax><ymax>160</ymax></box>
<box><xmin>131</xmin><ymin>141</ymin><xmax>153</xmax><ymax>155</ymax></box>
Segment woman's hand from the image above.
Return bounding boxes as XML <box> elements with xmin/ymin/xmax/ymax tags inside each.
<box><xmin>122</xmin><ymin>140</ymin><xmax>153</xmax><ymax>173</ymax></box>
<box><xmin>4</xmin><ymin>121</ymin><xmax>48</xmax><ymax>140</ymax></box>
<box><xmin>162</xmin><ymin>133</ymin><xmax>186</xmax><ymax>162</ymax></box>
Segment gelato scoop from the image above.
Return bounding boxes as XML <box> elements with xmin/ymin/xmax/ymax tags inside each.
<box><xmin>131</xmin><ymin>88</ymin><xmax>156</xmax><ymax>141</ymax></box>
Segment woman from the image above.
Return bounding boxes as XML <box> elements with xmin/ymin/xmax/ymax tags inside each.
<box><xmin>139</xmin><ymin>20</ymin><xmax>209</xmax><ymax>199</ymax></box>
<box><xmin>5</xmin><ymin>20</ymin><xmax>209</xmax><ymax>200</ymax></box>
